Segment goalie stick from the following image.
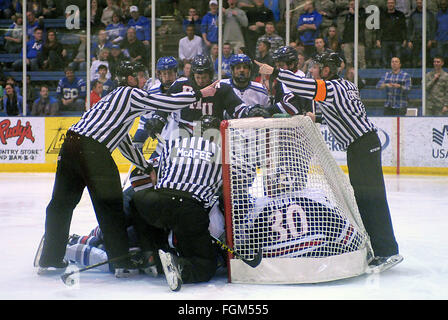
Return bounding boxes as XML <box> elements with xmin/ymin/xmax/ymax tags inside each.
<box><xmin>211</xmin><ymin>235</ymin><xmax>262</xmax><ymax>268</ymax></box>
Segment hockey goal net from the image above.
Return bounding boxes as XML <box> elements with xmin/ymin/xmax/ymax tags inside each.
<box><xmin>220</xmin><ymin>115</ymin><xmax>372</xmax><ymax>284</ymax></box>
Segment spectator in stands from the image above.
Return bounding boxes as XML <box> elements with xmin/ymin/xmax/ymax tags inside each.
<box><xmin>256</xmin><ymin>40</ymin><xmax>274</xmax><ymax>66</ymax></box>
<box><xmin>106</xmin><ymin>10</ymin><xmax>127</xmax><ymax>45</ymax></box>
<box><xmin>407</xmin><ymin>0</ymin><xmax>436</xmax><ymax>68</ymax></box>
<box><xmin>108</xmin><ymin>44</ymin><xmax>129</xmax><ymax>80</ymax></box>
<box><xmin>90</xmin><ymin>0</ymin><xmax>105</xmax><ymax>31</ymax></box>
<box><xmin>121</xmin><ymin>27</ymin><xmax>148</xmax><ymax>66</ymax></box>
<box><xmin>215</xmin><ymin>42</ymin><xmax>235</xmax><ymax>79</ymax></box>
<box><xmin>376</xmin><ymin>57</ymin><xmax>411</xmax><ymax>116</ymax></box>
<box><xmin>127</xmin><ymin>5</ymin><xmax>151</xmax><ymax>47</ymax></box>
<box><xmin>69</xmin><ymin>34</ymin><xmax>87</xmax><ymax>71</ymax></box>
<box><xmin>39</xmin><ymin>30</ymin><xmax>67</xmax><ymax>71</ymax></box>
<box><xmin>344</xmin><ymin>64</ymin><xmax>366</xmax><ymax>90</ymax></box>
<box><xmin>179</xmin><ymin>24</ymin><xmax>204</xmax><ymax>66</ymax></box>
<box><xmin>12</xmin><ymin>27</ymin><xmax>44</xmax><ymax>71</ymax></box>
<box><xmin>243</xmin><ymin>0</ymin><xmax>275</xmax><ymax>58</ymax></box>
<box><xmin>182</xmin><ymin>61</ymin><xmax>192</xmax><ymax>78</ymax></box>
<box><xmin>425</xmin><ymin>56</ymin><xmax>448</xmax><ymax>116</ymax></box>
<box><xmin>88</xmin><ymin>80</ymin><xmax>103</xmax><ymax>109</ymax></box>
<box><xmin>223</xmin><ymin>0</ymin><xmax>248</xmax><ymax>54</ymax></box>
<box><xmin>26</xmin><ymin>10</ymin><xmax>44</xmax><ymax>41</ymax></box>
<box><xmin>209</xmin><ymin>43</ymin><xmax>219</xmax><ymax>67</ymax></box>
<box><xmin>5</xmin><ymin>77</ymin><xmax>20</xmax><ymax>96</ymax></box>
<box><xmin>315</xmin><ymin>0</ymin><xmax>337</xmax><ymax>38</ymax></box>
<box><xmin>0</xmin><ymin>0</ymin><xmax>13</xmax><ymax>19</ymax></box>
<box><xmin>96</xmin><ymin>64</ymin><xmax>116</xmax><ymax>95</ymax></box>
<box><xmin>341</xmin><ymin>0</ymin><xmax>367</xmax><ymax>70</ymax></box>
<box><xmin>120</xmin><ymin>0</ymin><xmax>133</xmax><ymax>20</ymax></box>
<box><xmin>182</xmin><ymin>7</ymin><xmax>202</xmax><ymax>36</ymax></box>
<box><xmin>27</xmin><ymin>0</ymin><xmax>44</xmax><ymax>18</ymax></box>
<box><xmin>201</xmin><ymin>0</ymin><xmax>220</xmax><ymax>54</ymax></box>
<box><xmin>263</xmin><ymin>0</ymin><xmax>281</xmax><ymax>22</ymax></box>
<box><xmin>90</xmin><ymin>48</ymin><xmax>112</xmax><ymax>81</ymax></box>
<box><xmin>325</xmin><ymin>25</ymin><xmax>341</xmax><ymax>55</ymax></box>
<box><xmin>2</xmin><ymin>84</ymin><xmax>23</xmax><ymax>116</ymax></box>
<box><xmin>4</xmin><ymin>13</ymin><xmax>23</xmax><ymax>54</ymax></box>
<box><xmin>25</xmin><ymin>74</ymin><xmax>37</xmax><ymax>107</ymax></box>
<box><xmin>31</xmin><ymin>84</ymin><xmax>59</xmax><ymax>116</ymax></box>
<box><xmin>435</xmin><ymin>0</ymin><xmax>448</xmax><ymax>62</ymax></box>
<box><xmin>377</xmin><ymin>0</ymin><xmax>407</xmax><ymax>68</ymax></box>
<box><xmin>56</xmin><ymin>66</ymin><xmax>87</xmax><ymax>112</ymax></box>
<box><xmin>297</xmin><ymin>0</ymin><xmax>323</xmax><ymax>59</ymax></box>
<box><xmin>41</xmin><ymin>0</ymin><xmax>58</xmax><ymax>19</ymax></box>
<box><xmin>91</xmin><ymin>29</ymin><xmax>112</xmax><ymax>61</ymax></box>
<box><xmin>102</xmin><ymin>0</ymin><xmax>120</xmax><ymax>27</ymax></box>
<box><xmin>256</xmin><ymin>21</ymin><xmax>284</xmax><ymax>57</ymax></box>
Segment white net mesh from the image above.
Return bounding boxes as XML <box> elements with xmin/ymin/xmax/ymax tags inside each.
<box><xmin>223</xmin><ymin>116</ymin><xmax>371</xmax><ymax>264</ymax></box>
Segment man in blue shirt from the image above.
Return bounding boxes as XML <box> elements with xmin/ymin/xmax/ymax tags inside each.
<box><xmin>127</xmin><ymin>5</ymin><xmax>150</xmax><ymax>47</ymax></box>
<box><xmin>56</xmin><ymin>66</ymin><xmax>87</xmax><ymax>112</ymax></box>
<box><xmin>296</xmin><ymin>0</ymin><xmax>322</xmax><ymax>59</ymax></box>
<box><xmin>12</xmin><ymin>27</ymin><xmax>44</xmax><ymax>71</ymax></box>
<box><xmin>376</xmin><ymin>57</ymin><xmax>411</xmax><ymax>116</ymax></box>
<box><xmin>435</xmin><ymin>0</ymin><xmax>448</xmax><ymax>61</ymax></box>
<box><xmin>201</xmin><ymin>0</ymin><xmax>219</xmax><ymax>54</ymax></box>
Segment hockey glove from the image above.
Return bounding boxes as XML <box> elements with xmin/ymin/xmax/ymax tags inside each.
<box><xmin>245</xmin><ymin>104</ymin><xmax>272</xmax><ymax>118</ymax></box>
<box><xmin>144</xmin><ymin>114</ymin><xmax>167</xmax><ymax>139</ymax></box>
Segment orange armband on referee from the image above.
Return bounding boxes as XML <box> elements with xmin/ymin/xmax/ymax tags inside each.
<box><xmin>314</xmin><ymin>79</ymin><xmax>327</xmax><ymax>102</ymax></box>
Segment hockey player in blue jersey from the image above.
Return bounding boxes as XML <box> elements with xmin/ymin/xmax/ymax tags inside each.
<box><xmin>56</xmin><ymin>66</ymin><xmax>87</xmax><ymax>112</ymax></box>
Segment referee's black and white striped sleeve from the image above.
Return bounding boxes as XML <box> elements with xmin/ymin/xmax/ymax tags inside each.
<box><xmin>277</xmin><ymin>69</ymin><xmax>335</xmax><ymax>102</ymax></box>
<box><xmin>117</xmin><ymin>134</ymin><xmax>149</xmax><ymax>170</ymax></box>
<box><xmin>70</xmin><ymin>87</ymin><xmax>200</xmax><ymax>152</ymax></box>
<box><xmin>130</xmin><ymin>88</ymin><xmax>200</xmax><ymax>113</ymax></box>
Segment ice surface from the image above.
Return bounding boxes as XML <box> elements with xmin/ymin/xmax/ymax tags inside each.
<box><xmin>1</xmin><ymin>173</ymin><xmax>447</xmax><ymax>300</ymax></box>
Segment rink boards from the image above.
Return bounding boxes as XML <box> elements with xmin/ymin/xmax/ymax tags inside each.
<box><xmin>0</xmin><ymin>116</ymin><xmax>447</xmax><ymax>175</ymax></box>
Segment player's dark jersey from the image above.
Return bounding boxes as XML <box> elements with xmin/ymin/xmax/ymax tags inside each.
<box><xmin>271</xmin><ymin>77</ymin><xmax>313</xmax><ymax>116</ymax></box>
<box><xmin>155</xmin><ymin>78</ymin><xmax>249</xmax><ymax>132</ymax></box>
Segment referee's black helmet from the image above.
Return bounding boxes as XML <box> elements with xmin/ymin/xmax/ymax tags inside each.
<box><xmin>116</xmin><ymin>61</ymin><xmax>143</xmax><ymax>86</ymax></box>
<box><xmin>313</xmin><ymin>52</ymin><xmax>344</xmax><ymax>77</ymax></box>
<box><xmin>191</xmin><ymin>54</ymin><xmax>214</xmax><ymax>78</ymax></box>
<box><xmin>199</xmin><ymin>115</ymin><xmax>220</xmax><ymax>134</ymax></box>
<box><xmin>272</xmin><ymin>46</ymin><xmax>298</xmax><ymax>64</ymax></box>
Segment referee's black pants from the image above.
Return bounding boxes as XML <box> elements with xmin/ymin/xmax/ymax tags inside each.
<box><xmin>39</xmin><ymin>131</ymin><xmax>130</xmax><ymax>266</ymax></box>
<box><xmin>347</xmin><ymin>131</ymin><xmax>399</xmax><ymax>257</ymax></box>
<box><xmin>131</xmin><ymin>189</ymin><xmax>217</xmax><ymax>284</ymax></box>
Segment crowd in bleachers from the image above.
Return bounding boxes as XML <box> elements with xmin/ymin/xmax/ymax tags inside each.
<box><xmin>0</xmin><ymin>0</ymin><xmax>447</xmax><ymax>116</ymax></box>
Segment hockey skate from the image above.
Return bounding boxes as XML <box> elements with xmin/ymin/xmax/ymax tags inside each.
<box><xmin>158</xmin><ymin>249</ymin><xmax>182</xmax><ymax>292</ymax></box>
<box><xmin>366</xmin><ymin>254</ymin><xmax>403</xmax><ymax>274</ymax></box>
<box><xmin>34</xmin><ymin>234</ymin><xmax>69</xmax><ymax>274</ymax></box>
<box><xmin>37</xmin><ymin>260</ymin><xmax>69</xmax><ymax>275</ymax></box>
<box><xmin>33</xmin><ymin>235</ymin><xmax>45</xmax><ymax>268</ymax></box>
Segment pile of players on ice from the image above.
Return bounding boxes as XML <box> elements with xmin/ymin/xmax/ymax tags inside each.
<box><xmin>34</xmin><ymin>48</ymin><xmax>403</xmax><ymax>291</ymax></box>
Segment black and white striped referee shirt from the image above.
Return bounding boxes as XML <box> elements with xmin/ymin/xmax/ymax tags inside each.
<box><xmin>156</xmin><ymin>136</ymin><xmax>222</xmax><ymax>208</ymax></box>
<box><xmin>69</xmin><ymin>86</ymin><xmax>199</xmax><ymax>170</ymax></box>
<box><xmin>277</xmin><ymin>69</ymin><xmax>377</xmax><ymax>150</ymax></box>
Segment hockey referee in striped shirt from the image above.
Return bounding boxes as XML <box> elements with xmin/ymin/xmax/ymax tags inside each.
<box><xmin>256</xmin><ymin>53</ymin><xmax>403</xmax><ymax>274</ymax></box>
<box><xmin>37</xmin><ymin>61</ymin><xmax>218</xmax><ymax>277</ymax></box>
<box><xmin>130</xmin><ymin>115</ymin><xmax>222</xmax><ymax>291</ymax></box>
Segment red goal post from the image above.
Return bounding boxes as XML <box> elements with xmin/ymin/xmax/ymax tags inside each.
<box><xmin>220</xmin><ymin>115</ymin><xmax>373</xmax><ymax>284</ymax></box>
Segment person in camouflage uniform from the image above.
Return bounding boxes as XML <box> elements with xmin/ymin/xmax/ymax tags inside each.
<box><xmin>426</xmin><ymin>56</ymin><xmax>448</xmax><ymax>115</ymax></box>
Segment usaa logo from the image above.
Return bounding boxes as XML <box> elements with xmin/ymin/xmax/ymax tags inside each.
<box><xmin>432</xmin><ymin>125</ymin><xmax>448</xmax><ymax>159</ymax></box>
